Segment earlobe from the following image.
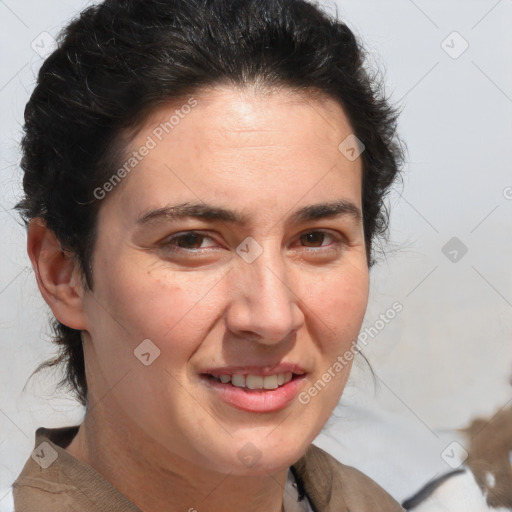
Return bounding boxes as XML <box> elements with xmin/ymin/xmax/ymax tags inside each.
<box><xmin>27</xmin><ymin>218</ymin><xmax>88</xmax><ymax>331</ymax></box>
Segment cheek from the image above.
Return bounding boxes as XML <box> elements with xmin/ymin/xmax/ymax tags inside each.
<box><xmin>88</xmin><ymin>260</ymin><xmax>226</xmax><ymax>359</ymax></box>
<box><xmin>83</xmin><ymin>263</ymin><xmax>227</xmax><ymax>419</ymax></box>
<box><xmin>299</xmin><ymin>270</ymin><xmax>367</xmax><ymax>417</ymax></box>
<box><xmin>306</xmin><ymin>268</ymin><xmax>369</xmax><ymax>346</ymax></box>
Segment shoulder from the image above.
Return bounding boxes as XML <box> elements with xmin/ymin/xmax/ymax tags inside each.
<box><xmin>11</xmin><ymin>426</ymin><xmax>141</xmax><ymax>512</ymax></box>
<box><xmin>292</xmin><ymin>443</ymin><xmax>405</xmax><ymax>512</ymax></box>
<box><xmin>11</xmin><ymin>428</ymin><xmax>85</xmax><ymax>512</ymax></box>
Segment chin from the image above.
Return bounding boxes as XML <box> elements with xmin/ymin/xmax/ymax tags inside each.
<box><xmin>196</xmin><ymin>437</ymin><xmax>309</xmax><ymax>476</ymax></box>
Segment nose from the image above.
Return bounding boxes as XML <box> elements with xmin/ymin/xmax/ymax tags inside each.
<box><xmin>225</xmin><ymin>250</ymin><xmax>305</xmax><ymax>345</ymax></box>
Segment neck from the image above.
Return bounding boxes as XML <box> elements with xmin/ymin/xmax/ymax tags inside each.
<box><xmin>65</xmin><ymin>411</ymin><xmax>287</xmax><ymax>512</ymax></box>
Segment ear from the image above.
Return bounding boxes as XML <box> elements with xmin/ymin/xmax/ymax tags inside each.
<box><xmin>27</xmin><ymin>218</ymin><xmax>88</xmax><ymax>331</ymax></box>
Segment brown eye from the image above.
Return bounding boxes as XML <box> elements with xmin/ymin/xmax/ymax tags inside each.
<box><xmin>294</xmin><ymin>230</ymin><xmax>347</xmax><ymax>257</ymax></box>
<box><xmin>174</xmin><ymin>233</ymin><xmax>206</xmax><ymax>249</ymax></box>
<box><xmin>162</xmin><ymin>232</ymin><xmax>219</xmax><ymax>252</ymax></box>
<box><xmin>299</xmin><ymin>231</ymin><xmax>331</xmax><ymax>247</ymax></box>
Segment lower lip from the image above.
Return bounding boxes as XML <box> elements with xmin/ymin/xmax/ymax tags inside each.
<box><xmin>200</xmin><ymin>374</ymin><xmax>306</xmax><ymax>412</ymax></box>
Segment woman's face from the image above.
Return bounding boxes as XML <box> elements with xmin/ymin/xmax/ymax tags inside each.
<box><xmin>81</xmin><ymin>85</ymin><xmax>369</xmax><ymax>475</ymax></box>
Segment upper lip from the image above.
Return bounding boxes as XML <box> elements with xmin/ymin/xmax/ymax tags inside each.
<box><xmin>201</xmin><ymin>363</ymin><xmax>307</xmax><ymax>377</ymax></box>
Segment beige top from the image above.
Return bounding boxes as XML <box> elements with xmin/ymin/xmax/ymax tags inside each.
<box><xmin>12</xmin><ymin>426</ymin><xmax>405</xmax><ymax>511</ymax></box>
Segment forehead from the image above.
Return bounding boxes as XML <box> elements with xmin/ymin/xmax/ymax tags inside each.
<box><xmin>98</xmin><ymin>85</ymin><xmax>363</xmax><ymax>228</ymax></box>
<box><xmin>151</xmin><ymin>85</ymin><xmax>354</xmax><ymax>144</ymax></box>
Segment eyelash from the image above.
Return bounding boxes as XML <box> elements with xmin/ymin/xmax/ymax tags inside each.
<box><xmin>160</xmin><ymin>230</ymin><xmax>346</xmax><ymax>255</ymax></box>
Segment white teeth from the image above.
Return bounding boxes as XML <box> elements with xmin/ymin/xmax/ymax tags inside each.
<box><xmin>263</xmin><ymin>375</ymin><xmax>278</xmax><ymax>389</ymax></box>
<box><xmin>246</xmin><ymin>375</ymin><xmax>263</xmax><ymax>389</ymax></box>
<box><xmin>212</xmin><ymin>372</ymin><xmax>295</xmax><ymax>389</ymax></box>
<box><xmin>231</xmin><ymin>374</ymin><xmax>246</xmax><ymax>388</ymax></box>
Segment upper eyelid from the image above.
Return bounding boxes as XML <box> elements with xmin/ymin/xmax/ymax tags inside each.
<box><xmin>163</xmin><ymin>229</ymin><xmax>345</xmax><ymax>248</ymax></box>
<box><xmin>163</xmin><ymin>231</ymin><xmax>219</xmax><ymax>248</ymax></box>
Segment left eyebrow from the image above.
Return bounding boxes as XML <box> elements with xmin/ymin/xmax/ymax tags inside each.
<box><xmin>135</xmin><ymin>199</ymin><xmax>362</xmax><ymax>227</ymax></box>
<box><xmin>290</xmin><ymin>200</ymin><xmax>362</xmax><ymax>224</ymax></box>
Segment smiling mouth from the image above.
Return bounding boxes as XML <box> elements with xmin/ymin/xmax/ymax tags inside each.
<box><xmin>203</xmin><ymin>372</ymin><xmax>302</xmax><ymax>390</ymax></box>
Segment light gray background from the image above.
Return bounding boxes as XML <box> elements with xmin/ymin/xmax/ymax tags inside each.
<box><xmin>1</xmin><ymin>0</ymin><xmax>511</xmax><ymax>503</ymax></box>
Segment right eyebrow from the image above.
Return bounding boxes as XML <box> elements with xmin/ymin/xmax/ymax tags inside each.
<box><xmin>136</xmin><ymin>202</ymin><xmax>247</xmax><ymax>226</ymax></box>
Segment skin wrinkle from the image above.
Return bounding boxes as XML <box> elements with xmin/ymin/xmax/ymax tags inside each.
<box><xmin>37</xmin><ymin>86</ymin><xmax>369</xmax><ymax>512</ymax></box>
